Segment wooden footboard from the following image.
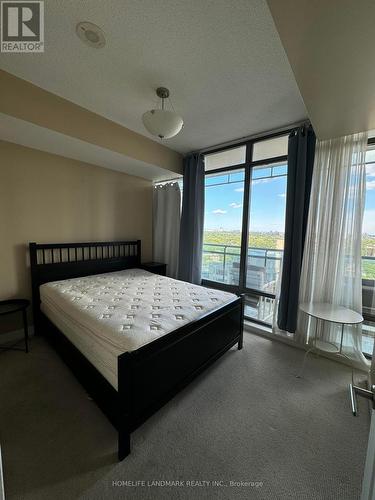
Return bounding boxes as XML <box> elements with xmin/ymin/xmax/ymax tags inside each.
<box><xmin>117</xmin><ymin>296</ymin><xmax>244</xmax><ymax>460</ymax></box>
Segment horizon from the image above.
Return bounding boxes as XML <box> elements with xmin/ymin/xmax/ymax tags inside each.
<box><xmin>203</xmin><ymin>229</ymin><xmax>375</xmax><ymax>236</ymax></box>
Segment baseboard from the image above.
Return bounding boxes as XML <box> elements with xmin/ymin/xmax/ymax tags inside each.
<box><xmin>244</xmin><ymin>321</ymin><xmax>304</xmax><ymax>350</ymax></box>
<box><xmin>244</xmin><ymin>320</ymin><xmax>370</xmax><ymax>374</ymax></box>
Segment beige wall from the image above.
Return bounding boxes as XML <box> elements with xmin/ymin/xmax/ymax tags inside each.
<box><xmin>0</xmin><ymin>70</ymin><xmax>183</xmax><ymax>174</ymax></box>
<box><xmin>0</xmin><ymin>140</ymin><xmax>153</xmax><ymax>332</ymax></box>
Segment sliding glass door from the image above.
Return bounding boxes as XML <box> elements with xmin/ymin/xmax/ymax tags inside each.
<box><xmin>202</xmin><ymin>168</ymin><xmax>245</xmax><ymax>286</ymax></box>
<box><xmin>202</xmin><ymin>134</ymin><xmax>289</xmax><ymax>326</ymax></box>
<box><xmin>245</xmin><ymin>161</ymin><xmax>287</xmax><ymax>323</ymax></box>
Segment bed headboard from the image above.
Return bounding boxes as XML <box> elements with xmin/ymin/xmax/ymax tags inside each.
<box><xmin>29</xmin><ymin>240</ymin><xmax>141</xmax><ymax>331</ymax></box>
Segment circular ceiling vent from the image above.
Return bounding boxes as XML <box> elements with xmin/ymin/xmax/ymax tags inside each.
<box><xmin>76</xmin><ymin>22</ymin><xmax>106</xmax><ymax>48</ymax></box>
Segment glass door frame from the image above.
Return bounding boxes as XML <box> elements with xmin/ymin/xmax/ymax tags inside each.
<box><xmin>201</xmin><ymin>128</ymin><xmax>291</xmax><ymax>327</ymax></box>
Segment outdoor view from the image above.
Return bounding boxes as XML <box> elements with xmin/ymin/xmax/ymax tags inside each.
<box><xmin>362</xmin><ymin>147</ymin><xmax>375</xmax><ymax>355</ymax></box>
<box><xmin>202</xmin><ymin>163</ymin><xmax>287</xmax><ymax>324</ymax></box>
<box><xmin>201</xmin><ymin>144</ymin><xmax>375</xmax><ymax>355</ymax></box>
<box><xmin>362</xmin><ymin>147</ymin><xmax>375</xmax><ymax>280</ymax></box>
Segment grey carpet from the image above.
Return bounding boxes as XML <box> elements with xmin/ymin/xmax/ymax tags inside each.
<box><xmin>0</xmin><ymin>332</ymin><xmax>370</xmax><ymax>500</ymax></box>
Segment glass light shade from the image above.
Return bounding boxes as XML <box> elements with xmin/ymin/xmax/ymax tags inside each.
<box><xmin>142</xmin><ymin>109</ymin><xmax>183</xmax><ymax>139</ymax></box>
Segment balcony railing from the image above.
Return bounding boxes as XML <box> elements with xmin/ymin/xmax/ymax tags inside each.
<box><xmin>202</xmin><ymin>243</ymin><xmax>375</xmax><ymax>294</ymax></box>
<box><xmin>362</xmin><ymin>255</ymin><xmax>375</xmax><ymax>280</ymax></box>
<box><xmin>202</xmin><ymin>243</ymin><xmax>375</xmax><ymax>351</ymax></box>
<box><xmin>202</xmin><ymin>243</ymin><xmax>283</xmax><ymax>293</ymax></box>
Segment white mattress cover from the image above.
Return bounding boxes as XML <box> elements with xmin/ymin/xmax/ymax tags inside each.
<box><xmin>40</xmin><ymin>269</ymin><xmax>237</xmax><ymax>389</ymax></box>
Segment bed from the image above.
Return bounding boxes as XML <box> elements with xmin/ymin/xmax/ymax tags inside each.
<box><xmin>29</xmin><ymin>240</ymin><xmax>244</xmax><ymax>460</ymax></box>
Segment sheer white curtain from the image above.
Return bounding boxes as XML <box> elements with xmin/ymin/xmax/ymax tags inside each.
<box><xmin>153</xmin><ymin>182</ymin><xmax>181</xmax><ymax>278</ymax></box>
<box><xmin>296</xmin><ymin>132</ymin><xmax>368</xmax><ymax>369</ymax></box>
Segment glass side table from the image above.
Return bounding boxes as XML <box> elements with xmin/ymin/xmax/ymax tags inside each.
<box><xmin>297</xmin><ymin>302</ymin><xmax>363</xmax><ymax>378</ymax></box>
<box><xmin>0</xmin><ymin>299</ymin><xmax>30</xmax><ymax>353</ymax></box>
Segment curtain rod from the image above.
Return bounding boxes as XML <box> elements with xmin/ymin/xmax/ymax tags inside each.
<box><xmin>189</xmin><ymin>119</ymin><xmax>311</xmax><ymax>156</ymax></box>
<box><xmin>154</xmin><ymin>177</ymin><xmax>182</xmax><ymax>185</ymax></box>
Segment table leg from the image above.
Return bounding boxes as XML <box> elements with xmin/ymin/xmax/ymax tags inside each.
<box><xmin>22</xmin><ymin>309</ymin><xmax>29</xmax><ymax>353</ymax></box>
<box><xmin>296</xmin><ymin>317</ymin><xmax>318</xmax><ymax>378</ymax></box>
<box><xmin>314</xmin><ymin>316</ymin><xmax>318</xmax><ymax>347</ymax></box>
<box><xmin>339</xmin><ymin>323</ymin><xmax>344</xmax><ymax>354</ymax></box>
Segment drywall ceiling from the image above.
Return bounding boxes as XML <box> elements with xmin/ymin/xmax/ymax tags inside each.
<box><xmin>0</xmin><ymin>0</ymin><xmax>307</xmax><ymax>154</ymax></box>
<box><xmin>267</xmin><ymin>0</ymin><xmax>375</xmax><ymax>140</ymax></box>
<box><xmin>0</xmin><ymin>70</ymin><xmax>182</xmax><ymax>175</ymax></box>
<box><xmin>0</xmin><ymin>113</ymin><xmax>176</xmax><ymax>181</ymax></box>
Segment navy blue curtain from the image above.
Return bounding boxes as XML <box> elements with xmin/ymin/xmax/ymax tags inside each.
<box><xmin>178</xmin><ymin>153</ymin><xmax>205</xmax><ymax>284</ymax></box>
<box><xmin>277</xmin><ymin>125</ymin><xmax>316</xmax><ymax>333</ymax></box>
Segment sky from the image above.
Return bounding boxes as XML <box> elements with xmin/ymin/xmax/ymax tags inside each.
<box><xmin>363</xmin><ymin>162</ymin><xmax>375</xmax><ymax>234</ymax></box>
<box><xmin>204</xmin><ymin>158</ymin><xmax>375</xmax><ymax>235</ymax></box>
<box><xmin>204</xmin><ymin>171</ymin><xmax>287</xmax><ymax>232</ymax></box>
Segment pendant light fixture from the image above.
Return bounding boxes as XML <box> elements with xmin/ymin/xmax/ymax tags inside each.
<box><xmin>142</xmin><ymin>87</ymin><xmax>183</xmax><ymax>140</ymax></box>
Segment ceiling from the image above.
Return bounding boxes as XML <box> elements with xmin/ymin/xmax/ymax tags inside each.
<box><xmin>0</xmin><ymin>0</ymin><xmax>307</xmax><ymax>154</ymax></box>
<box><xmin>267</xmin><ymin>0</ymin><xmax>375</xmax><ymax>140</ymax></box>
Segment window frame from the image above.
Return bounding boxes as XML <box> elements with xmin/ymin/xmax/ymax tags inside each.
<box><xmin>202</xmin><ymin>134</ymin><xmax>375</xmax><ymax>344</ymax></box>
<box><xmin>202</xmin><ymin>128</ymin><xmax>291</xmax><ymax>327</ymax></box>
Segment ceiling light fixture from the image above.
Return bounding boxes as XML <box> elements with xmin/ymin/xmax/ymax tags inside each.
<box><xmin>76</xmin><ymin>22</ymin><xmax>106</xmax><ymax>48</ymax></box>
<box><xmin>142</xmin><ymin>87</ymin><xmax>183</xmax><ymax>140</ymax></box>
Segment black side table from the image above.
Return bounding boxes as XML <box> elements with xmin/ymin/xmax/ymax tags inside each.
<box><xmin>0</xmin><ymin>299</ymin><xmax>30</xmax><ymax>353</ymax></box>
<box><xmin>141</xmin><ymin>262</ymin><xmax>167</xmax><ymax>276</ymax></box>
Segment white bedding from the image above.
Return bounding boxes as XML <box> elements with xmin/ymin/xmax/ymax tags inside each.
<box><xmin>40</xmin><ymin>269</ymin><xmax>237</xmax><ymax>389</ymax></box>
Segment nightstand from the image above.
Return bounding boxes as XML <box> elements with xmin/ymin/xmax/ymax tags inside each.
<box><xmin>0</xmin><ymin>299</ymin><xmax>30</xmax><ymax>353</ymax></box>
<box><xmin>141</xmin><ymin>262</ymin><xmax>167</xmax><ymax>276</ymax></box>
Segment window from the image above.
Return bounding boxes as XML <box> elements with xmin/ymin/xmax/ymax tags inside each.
<box><xmin>202</xmin><ymin>133</ymin><xmax>289</xmax><ymax>326</ymax></box>
<box><xmin>362</xmin><ymin>144</ymin><xmax>375</xmax><ymax>356</ymax></box>
<box><xmin>202</xmin><ymin>169</ymin><xmax>244</xmax><ymax>285</ymax></box>
<box><xmin>362</xmin><ymin>320</ymin><xmax>375</xmax><ymax>357</ymax></box>
<box><xmin>246</xmin><ymin>163</ymin><xmax>287</xmax><ymax>300</ymax></box>
<box><xmin>201</xmin><ymin>135</ymin><xmax>375</xmax><ymax>348</ymax></box>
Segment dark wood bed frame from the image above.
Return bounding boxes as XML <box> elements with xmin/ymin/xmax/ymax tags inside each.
<box><xmin>29</xmin><ymin>240</ymin><xmax>244</xmax><ymax>460</ymax></box>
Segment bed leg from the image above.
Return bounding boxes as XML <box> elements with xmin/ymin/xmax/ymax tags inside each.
<box><xmin>118</xmin><ymin>429</ymin><xmax>130</xmax><ymax>461</ymax></box>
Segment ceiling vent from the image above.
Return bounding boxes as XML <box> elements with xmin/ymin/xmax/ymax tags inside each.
<box><xmin>76</xmin><ymin>22</ymin><xmax>106</xmax><ymax>49</ymax></box>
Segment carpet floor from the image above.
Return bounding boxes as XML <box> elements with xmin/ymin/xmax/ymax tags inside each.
<box><xmin>0</xmin><ymin>332</ymin><xmax>370</xmax><ymax>500</ymax></box>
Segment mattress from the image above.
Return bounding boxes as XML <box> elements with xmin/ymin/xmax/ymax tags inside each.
<box><xmin>40</xmin><ymin>268</ymin><xmax>237</xmax><ymax>389</ymax></box>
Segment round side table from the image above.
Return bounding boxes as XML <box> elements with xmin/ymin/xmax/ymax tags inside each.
<box><xmin>0</xmin><ymin>299</ymin><xmax>30</xmax><ymax>353</ymax></box>
<box><xmin>297</xmin><ymin>302</ymin><xmax>363</xmax><ymax>378</ymax></box>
